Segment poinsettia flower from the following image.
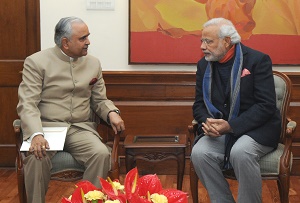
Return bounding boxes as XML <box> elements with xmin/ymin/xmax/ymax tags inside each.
<box><xmin>159</xmin><ymin>189</ymin><xmax>188</xmax><ymax>203</ymax></box>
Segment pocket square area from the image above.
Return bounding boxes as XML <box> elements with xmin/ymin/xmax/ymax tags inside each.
<box><xmin>89</xmin><ymin>78</ymin><xmax>98</xmax><ymax>85</ymax></box>
<box><xmin>241</xmin><ymin>69</ymin><xmax>251</xmax><ymax>77</ymax></box>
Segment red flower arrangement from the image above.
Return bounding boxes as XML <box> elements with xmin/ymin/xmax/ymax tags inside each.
<box><xmin>61</xmin><ymin>167</ymin><xmax>188</xmax><ymax>203</ymax></box>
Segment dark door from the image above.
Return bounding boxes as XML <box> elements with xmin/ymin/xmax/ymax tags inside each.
<box><xmin>0</xmin><ymin>0</ymin><xmax>40</xmax><ymax>166</ymax></box>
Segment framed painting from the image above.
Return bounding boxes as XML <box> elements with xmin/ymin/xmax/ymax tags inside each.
<box><xmin>129</xmin><ymin>0</ymin><xmax>300</xmax><ymax>65</ymax></box>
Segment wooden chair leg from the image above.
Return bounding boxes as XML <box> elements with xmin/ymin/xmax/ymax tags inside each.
<box><xmin>278</xmin><ymin>174</ymin><xmax>290</xmax><ymax>203</ymax></box>
<box><xmin>190</xmin><ymin>162</ymin><xmax>199</xmax><ymax>203</ymax></box>
<box><xmin>17</xmin><ymin>168</ymin><xmax>27</xmax><ymax>203</ymax></box>
<box><xmin>108</xmin><ymin>168</ymin><xmax>119</xmax><ymax>181</ymax></box>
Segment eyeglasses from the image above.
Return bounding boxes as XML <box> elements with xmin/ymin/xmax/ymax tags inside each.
<box><xmin>201</xmin><ymin>38</ymin><xmax>215</xmax><ymax>46</ymax></box>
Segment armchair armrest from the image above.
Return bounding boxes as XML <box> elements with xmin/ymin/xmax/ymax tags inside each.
<box><xmin>13</xmin><ymin>119</ymin><xmax>21</xmax><ymax>132</ymax></box>
<box><xmin>281</xmin><ymin>119</ymin><xmax>297</xmax><ymax>168</ymax></box>
<box><xmin>188</xmin><ymin>119</ymin><xmax>198</xmax><ymax>145</ymax></box>
<box><xmin>286</xmin><ymin>119</ymin><xmax>297</xmax><ymax>136</ymax></box>
<box><xmin>13</xmin><ymin>119</ymin><xmax>24</xmax><ymax>170</ymax></box>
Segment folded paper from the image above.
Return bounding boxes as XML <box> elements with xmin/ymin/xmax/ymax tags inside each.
<box><xmin>20</xmin><ymin>127</ymin><xmax>68</xmax><ymax>151</ymax></box>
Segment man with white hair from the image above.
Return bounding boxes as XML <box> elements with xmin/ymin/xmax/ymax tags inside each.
<box><xmin>191</xmin><ymin>18</ymin><xmax>281</xmax><ymax>202</ymax></box>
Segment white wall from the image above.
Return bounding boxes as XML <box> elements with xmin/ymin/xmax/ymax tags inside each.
<box><xmin>40</xmin><ymin>0</ymin><xmax>299</xmax><ymax>72</ymax></box>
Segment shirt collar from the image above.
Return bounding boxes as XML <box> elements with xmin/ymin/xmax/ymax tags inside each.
<box><xmin>60</xmin><ymin>49</ymin><xmax>74</xmax><ymax>61</ymax></box>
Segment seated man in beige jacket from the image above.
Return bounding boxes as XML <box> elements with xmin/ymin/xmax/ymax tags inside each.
<box><xmin>17</xmin><ymin>16</ymin><xmax>125</xmax><ymax>203</ymax></box>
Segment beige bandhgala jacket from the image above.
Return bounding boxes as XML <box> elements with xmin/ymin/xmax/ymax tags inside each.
<box><xmin>17</xmin><ymin>45</ymin><xmax>118</xmax><ymax>140</ymax></box>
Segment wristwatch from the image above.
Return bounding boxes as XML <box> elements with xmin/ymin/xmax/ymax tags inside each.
<box><xmin>109</xmin><ymin>109</ymin><xmax>120</xmax><ymax>115</ymax></box>
<box><xmin>107</xmin><ymin>109</ymin><xmax>120</xmax><ymax>124</ymax></box>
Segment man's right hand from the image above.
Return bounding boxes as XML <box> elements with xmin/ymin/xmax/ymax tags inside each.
<box><xmin>29</xmin><ymin>134</ymin><xmax>50</xmax><ymax>160</ymax></box>
<box><xmin>202</xmin><ymin>118</ymin><xmax>233</xmax><ymax>137</ymax></box>
<box><xmin>108</xmin><ymin>112</ymin><xmax>125</xmax><ymax>134</ymax></box>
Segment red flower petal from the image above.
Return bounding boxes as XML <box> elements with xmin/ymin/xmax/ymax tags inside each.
<box><xmin>69</xmin><ymin>181</ymin><xmax>99</xmax><ymax>202</ymax></box>
<box><xmin>129</xmin><ymin>194</ymin><xmax>152</xmax><ymax>203</ymax></box>
<box><xmin>70</xmin><ymin>187</ymin><xmax>86</xmax><ymax>203</ymax></box>
<box><xmin>100</xmin><ymin>178</ymin><xmax>126</xmax><ymax>203</ymax></box>
<box><xmin>138</xmin><ymin>174</ymin><xmax>162</xmax><ymax>197</ymax></box>
<box><xmin>159</xmin><ymin>189</ymin><xmax>188</xmax><ymax>203</ymax></box>
<box><xmin>124</xmin><ymin>167</ymin><xmax>139</xmax><ymax>200</ymax></box>
<box><xmin>76</xmin><ymin>180</ymin><xmax>99</xmax><ymax>193</ymax></box>
<box><xmin>100</xmin><ymin>178</ymin><xmax>116</xmax><ymax>197</ymax></box>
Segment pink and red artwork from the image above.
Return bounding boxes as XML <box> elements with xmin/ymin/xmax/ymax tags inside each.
<box><xmin>129</xmin><ymin>0</ymin><xmax>300</xmax><ymax>65</ymax></box>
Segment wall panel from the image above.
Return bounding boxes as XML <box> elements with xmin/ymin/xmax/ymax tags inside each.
<box><xmin>2</xmin><ymin>68</ymin><xmax>300</xmax><ymax>175</ymax></box>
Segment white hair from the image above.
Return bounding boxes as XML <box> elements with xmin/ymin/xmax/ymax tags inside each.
<box><xmin>203</xmin><ymin>18</ymin><xmax>241</xmax><ymax>44</ymax></box>
<box><xmin>54</xmin><ymin>16</ymin><xmax>85</xmax><ymax>47</ymax></box>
